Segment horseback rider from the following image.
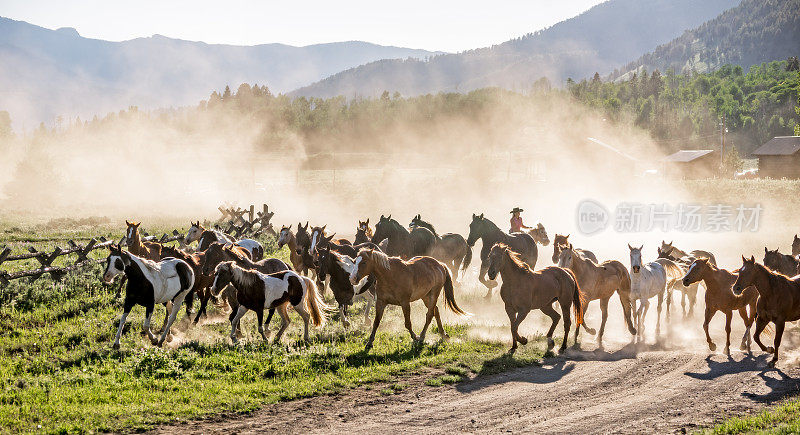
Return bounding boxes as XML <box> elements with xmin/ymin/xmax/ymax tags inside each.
<box><xmin>509</xmin><ymin>207</ymin><xmax>531</xmax><ymax>233</ymax></box>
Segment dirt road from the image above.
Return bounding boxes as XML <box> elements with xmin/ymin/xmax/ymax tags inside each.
<box><xmin>156</xmin><ymin>341</ymin><xmax>800</xmax><ymax>434</ymax></box>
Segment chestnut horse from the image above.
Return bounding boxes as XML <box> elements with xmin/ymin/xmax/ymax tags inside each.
<box><xmin>558</xmin><ymin>244</ymin><xmax>636</xmax><ymax>344</ymax></box>
<box><xmin>682</xmin><ymin>258</ymin><xmax>757</xmax><ymax>354</ymax></box>
<box><xmin>125</xmin><ymin>221</ymin><xmax>163</xmax><ymax>261</ymax></box>
<box><xmin>277</xmin><ymin>225</ymin><xmax>306</xmax><ymax>274</ymax></box>
<box><xmin>349</xmin><ymin>249</ymin><xmax>468</xmax><ymax>350</ymax></box>
<box><xmin>733</xmin><ymin>256</ymin><xmax>800</xmax><ymax>367</ymax></box>
<box><xmin>487</xmin><ymin>243</ymin><xmax>585</xmax><ymax>353</ymax></box>
<box><xmin>551</xmin><ymin>234</ymin><xmax>597</xmax><ymax>264</ymax></box>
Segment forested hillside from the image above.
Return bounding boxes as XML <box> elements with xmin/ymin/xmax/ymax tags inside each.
<box><xmin>615</xmin><ymin>0</ymin><xmax>800</xmax><ymax>79</ymax></box>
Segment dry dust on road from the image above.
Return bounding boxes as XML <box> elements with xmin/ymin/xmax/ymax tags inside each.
<box><xmin>155</xmin><ymin>341</ymin><xmax>800</xmax><ymax>434</ymax></box>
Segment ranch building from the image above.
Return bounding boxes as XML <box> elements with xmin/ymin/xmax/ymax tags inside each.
<box><xmin>663</xmin><ymin>149</ymin><xmax>718</xmax><ymax>179</ymax></box>
<box><xmin>751</xmin><ymin>136</ymin><xmax>800</xmax><ymax>179</ymax></box>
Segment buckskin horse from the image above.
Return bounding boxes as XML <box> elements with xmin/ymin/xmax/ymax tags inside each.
<box><xmin>349</xmin><ymin>249</ymin><xmax>468</xmax><ymax>350</ymax></box>
<box><xmin>371</xmin><ymin>215</ymin><xmax>435</xmax><ymax>259</ymax></box>
<box><xmin>732</xmin><ymin>256</ymin><xmax>800</xmax><ymax>367</ymax></box>
<box><xmin>558</xmin><ymin>244</ymin><xmax>636</xmax><ymax>345</ymax></box>
<box><xmin>466</xmin><ymin>213</ymin><xmax>537</xmax><ymax>297</ymax></box>
<box><xmin>409</xmin><ymin>214</ymin><xmax>472</xmax><ymax>281</ymax></box>
<box><xmin>682</xmin><ymin>258</ymin><xmax>757</xmax><ymax>355</ymax></box>
<box><xmin>487</xmin><ymin>243</ymin><xmax>585</xmax><ymax>354</ymax></box>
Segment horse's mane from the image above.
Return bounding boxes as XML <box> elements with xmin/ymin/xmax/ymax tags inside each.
<box><xmin>223</xmin><ymin>243</ymin><xmax>249</xmax><ymax>261</ymax></box>
<box><xmin>415</xmin><ymin>219</ymin><xmax>438</xmax><ymax>237</ymax></box>
<box><xmin>366</xmin><ymin>249</ymin><xmax>391</xmax><ymax>271</ymax></box>
<box><xmin>497</xmin><ymin>244</ymin><xmax>532</xmax><ymax>274</ymax></box>
<box><xmin>757</xmin><ymin>261</ymin><xmax>795</xmax><ymax>281</ymax></box>
<box><xmin>227</xmin><ymin>262</ymin><xmax>259</xmax><ymax>288</ymax></box>
<box><xmin>479</xmin><ymin>216</ymin><xmax>500</xmax><ymax>232</ymax></box>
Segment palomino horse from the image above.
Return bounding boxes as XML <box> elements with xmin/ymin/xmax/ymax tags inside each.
<box><xmin>355</xmin><ymin>219</ymin><xmax>372</xmax><ymax>244</ymax></box>
<box><xmin>551</xmin><ymin>234</ymin><xmax>597</xmax><ymax>264</ymax></box>
<box><xmin>659</xmin><ymin>241</ymin><xmax>717</xmax><ymax>266</ymax></box>
<box><xmin>732</xmin><ymin>256</ymin><xmax>800</xmax><ymax>367</ymax></box>
<box><xmin>125</xmin><ymin>221</ymin><xmax>163</xmax><ymax>261</ymax></box>
<box><xmin>185</xmin><ymin>221</ymin><xmax>263</xmax><ymax>261</ymax></box>
<box><xmin>103</xmin><ymin>245</ymin><xmax>194</xmax><ymax>348</ymax></box>
<box><xmin>210</xmin><ymin>262</ymin><xmax>330</xmax><ymax>344</ymax></box>
<box><xmin>316</xmin><ymin>246</ymin><xmax>375</xmax><ymax>328</ymax></box>
<box><xmin>466</xmin><ymin>213</ymin><xmax>538</xmax><ymax>297</ymax></box>
<box><xmin>526</xmin><ymin>223</ymin><xmax>550</xmax><ymax>246</ymax></box>
<box><xmin>682</xmin><ymin>258</ymin><xmax>757</xmax><ymax>354</ymax></box>
<box><xmin>349</xmin><ymin>249</ymin><xmax>468</xmax><ymax>350</ymax></box>
<box><xmin>487</xmin><ymin>243</ymin><xmax>585</xmax><ymax>354</ymax></box>
<box><xmin>409</xmin><ymin>214</ymin><xmax>472</xmax><ymax>281</ymax></box>
<box><xmin>371</xmin><ymin>215</ymin><xmax>436</xmax><ymax>259</ymax></box>
<box><xmin>763</xmin><ymin>247</ymin><xmax>799</xmax><ymax>277</ymax></box>
<box><xmin>558</xmin><ymin>244</ymin><xmax>636</xmax><ymax>344</ymax></box>
<box><xmin>277</xmin><ymin>225</ymin><xmax>307</xmax><ymax>274</ymax></box>
<box><xmin>656</xmin><ymin>247</ymin><xmax>700</xmax><ymax>318</ymax></box>
<box><xmin>628</xmin><ymin>245</ymin><xmax>683</xmax><ymax>338</ymax></box>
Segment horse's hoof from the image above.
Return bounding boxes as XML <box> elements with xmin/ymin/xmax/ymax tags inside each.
<box><xmin>767</xmin><ymin>346</ymin><xmax>775</xmax><ymax>354</ymax></box>
<box><xmin>364</xmin><ymin>343</ymin><xmax>373</xmax><ymax>351</ymax></box>
<box><xmin>558</xmin><ymin>346</ymin><xmax>567</xmax><ymax>354</ymax></box>
<box><xmin>546</xmin><ymin>338</ymin><xmax>555</xmax><ymax>350</ymax></box>
<box><xmin>508</xmin><ymin>347</ymin><xmax>517</xmax><ymax>355</ymax></box>
<box><xmin>584</xmin><ymin>327</ymin><xmax>597</xmax><ymax>336</ymax></box>
<box><xmin>518</xmin><ymin>336</ymin><xmax>528</xmax><ymax>345</ymax></box>
<box><xmin>768</xmin><ymin>359</ymin><xmax>777</xmax><ymax>368</ymax></box>
<box><xmin>724</xmin><ymin>347</ymin><xmax>731</xmax><ymax>356</ymax></box>
<box><xmin>740</xmin><ymin>343</ymin><xmax>748</xmax><ymax>351</ymax></box>
<box><xmin>708</xmin><ymin>342</ymin><xmax>717</xmax><ymax>351</ymax></box>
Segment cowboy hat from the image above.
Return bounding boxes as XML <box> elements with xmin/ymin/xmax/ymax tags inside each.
<box><xmin>510</xmin><ymin>207</ymin><xmax>524</xmax><ymax>214</ymax></box>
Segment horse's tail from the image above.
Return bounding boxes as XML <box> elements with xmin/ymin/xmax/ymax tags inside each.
<box><xmin>655</xmin><ymin>258</ymin><xmax>684</xmax><ymax>282</ymax></box>
<box><xmin>461</xmin><ymin>244</ymin><xmax>473</xmax><ymax>272</ymax></box>
<box><xmin>442</xmin><ymin>270</ymin><xmax>469</xmax><ymax>316</ymax></box>
<box><xmin>302</xmin><ymin>276</ymin><xmax>332</xmax><ymax>327</ymax></box>
<box><xmin>560</xmin><ymin>268</ymin><xmax>585</xmax><ymax>326</ymax></box>
<box><xmin>611</xmin><ymin>261</ymin><xmax>636</xmax><ymax>335</ymax></box>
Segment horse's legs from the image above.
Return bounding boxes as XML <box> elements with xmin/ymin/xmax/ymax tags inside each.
<box><xmin>433</xmin><ymin>306</ymin><xmax>447</xmax><ymax>340</ymax></box>
<box><xmin>365</xmin><ymin>299</ymin><xmax>387</xmax><ymax>350</ymax></box>
<box><xmin>770</xmin><ymin>321</ymin><xmax>786</xmax><ymax>368</ymax></box>
<box><xmin>256</xmin><ymin>309</ymin><xmax>268</xmax><ymax>341</ymax></box>
<box><xmin>688</xmin><ymin>286</ymin><xmax>697</xmax><ymax>317</ymax></box>
<box><xmin>193</xmin><ymin>291</ymin><xmax>209</xmax><ymax>324</ymax></box>
<box><xmin>656</xmin><ymin>292</ymin><xmax>664</xmax><ymax>336</ymax></box>
<box><xmin>505</xmin><ymin>304</ymin><xmax>519</xmax><ymax>352</ymax></box>
<box><xmin>738</xmin><ymin>307</ymin><xmax>751</xmax><ymax>351</ymax></box>
<box><xmin>273</xmin><ymin>304</ymin><xmax>291</xmax><ymax>344</ymax></box>
<box><xmin>539</xmin><ymin>304</ymin><xmax>560</xmax><ymax>351</ymax></box>
<box><xmin>339</xmin><ymin>304</ymin><xmax>351</xmax><ymax>329</ymax></box>
<box><xmin>598</xmin><ymin>297</ymin><xmax>610</xmax><ymax>344</ymax></box>
<box><xmin>143</xmin><ymin>303</ymin><xmax>157</xmax><ymax>343</ymax></box>
<box><xmin>559</xmin><ymin>298</ymin><xmax>572</xmax><ymax>353</ymax></box>
<box><xmin>157</xmin><ymin>302</ymin><xmax>171</xmax><ymax>334</ymax></box>
<box><xmin>512</xmin><ymin>309</ymin><xmax>531</xmax><ymax>349</ymax></box>
<box><xmin>230</xmin><ymin>305</ymin><xmax>247</xmax><ymax>344</ymax></box>
<box><xmin>452</xmin><ymin>257</ymin><xmax>463</xmax><ymax>282</ymax></box>
<box><xmin>418</xmin><ymin>293</ymin><xmax>440</xmax><ymax>344</ymax></box>
<box><xmin>752</xmin><ymin>315</ymin><xmax>771</xmax><ymax>353</ymax></box>
<box><xmin>478</xmin><ymin>262</ymin><xmax>497</xmax><ymax>298</ymax></box>
<box><xmin>665</xmin><ymin>286</ymin><xmax>672</xmax><ymax>321</ymax></box>
<box><xmin>681</xmin><ymin>290</ymin><xmax>687</xmax><ymax>318</ymax></box>
<box><xmin>363</xmin><ymin>292</ymin><xmax>374</xmax><ymax>325</ymax></box>
<box><xmin>112</xmin><ymin>301</ymin><xmax>134</xmax><ymax>349</ymax></box>
<box><xmin>293</xmin><ymin>301</ymin><xmax>312</xmax><ymax>342</ymax></box>
<box><xmin>156</xmin><ymin>292</ymin><xmax>188</xmax><ymax>346</ymax></box>
<box><xmin>184</xmin><ymin>290</ymin><xmax>195</xmax><ymax>317</ymax></box>
<box><xmin>263</xmin><ymin>308</ymin><xmax>275</xmax><ymax>338</ymax></box>
<box><xmin>401</xmin><ymin>302</ymin><xmax>418</xmax><ymax>341</ymax></box>
<box><xmin>703</xmin><ymin>307</ymin><xmax>716</xmax><ymax>351</ymax></box>
<box><xmin>581</xmin><ymin>298</ymin><xmax>596</xmax><ymax>335</ymax></box>
<box><xmin>723</xmin><ymin>310</ymin><xmax>733</xmax><ymax>356</ymax></box>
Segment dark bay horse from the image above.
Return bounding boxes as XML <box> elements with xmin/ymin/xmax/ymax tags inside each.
<box><xmin>466</xmin><ymin>213</ymin><xmax>537</xmax><ymax>297</ymax></box>
<box><xmin>764</xmin><ymin>247</ymin><xmax>799</xmax><ymax>277</ymax></box>
<box><xmin>371</xmin><ymin>215</ymin><xmax>435</xmax><ymax>259</ymax></box>
<box><xmin>487</xmin><ymin>243</ymin><xmax>584</xmax><ymax>354</ymax></box>
<box><xmin>682</xmin><ymin>258</ymin><xmax>757</xmax><ymax>355</ymax></box>
<box><xmin>409</xmin><ymin>214</ymin><xmax>472</xmax><ymax>281</ymax></box>
<box><xmin>733</xmin><ymin>256</ymin><xmax>800</xmax><ymax>367</ymax></box>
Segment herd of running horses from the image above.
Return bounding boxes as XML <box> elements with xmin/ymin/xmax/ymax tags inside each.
<box><xmin>102</xmin><ymin>215</ymin><xmax>800</xmax><ymax>367</ymax></box>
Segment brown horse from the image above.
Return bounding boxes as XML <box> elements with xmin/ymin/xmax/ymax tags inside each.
<box><xmin>551</xmin><ymin>234</ymin><xmax>597</xmax><ymax>264</ymax></box>
<box><xmin>125</xmin><ymin>221</ymin><xmax>163</xmax><ymax>261</ymax></box>
<box><xmin>733</xmin><ymin>256</ymin><xmax>800</xmax><ymax>367</ymax></box>
<box><xmin>408</xmin><ymin>214</ymin><xmax>472</xmax><ymax>281</ymax></box>
<box><xmin>487</xmin><ymin>243</ymin><xmax>584</xmax><ymax>353</ymax></box>
<box><xmin>764</xmin><ymin>247</ymin><xmax>799</xmax><ymax>277</ymax></box>
<box><xmin>656</xmin><ymin>247</ymin><xmax>699</xmax><ymax>318</ymax></box>
<box><xmin>277</xmin><ymin>225</ymin><xmax>306</xmax><ymax>274</ymax></box>
<box><xmin>349</xmin><ymin>249</ymin><xmax>468</xmax><ymax>350</ymax></box>
<box><xmin>355</xmin><ymin>219</ymin><xmax>373</xmax><ymax>244</ymax></box>
<box><xmin>793</xmin><ymin>234</ymin><xmax>800</xmax><ymax>257</ymax></box>
<box><xmin>682</xmin><ymin>258</ymin><xmax>757</xmax><ymax>355</ymax></box>
<box><xmin>527</xmin><ymin>223</ymin><xmax>550</xmax><ymax>246</ymax></box>
<box><xmin>558</xmin><ymin>244</ymin><xmax>636</xmax><ymax>344</ymax></box>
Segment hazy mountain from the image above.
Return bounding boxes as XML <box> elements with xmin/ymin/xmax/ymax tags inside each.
<box><xmin>0</xmin><ymin>17</ymin><xmax>439</xmax><ymax>127</ymax></box>
<box><xmin>292</xmin><ymin>0</ymin><xmax>740</xmax><ymax>98</ymax></box>
<box><xmin>614</xmin><ymin>0</ymin><xmax>800</xmax><ymax>79</ymax></box>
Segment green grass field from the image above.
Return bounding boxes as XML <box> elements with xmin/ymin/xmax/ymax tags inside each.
<box><xmin>708</xmin><ymin>399</ymin><xmax>800</xmax><ymax>434</ymax></box>
<box><xmin>0</xmin><ymin>224</ymin><xmax>546</xmax><ymax>433</ymax></box>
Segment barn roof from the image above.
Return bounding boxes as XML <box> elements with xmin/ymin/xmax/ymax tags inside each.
<box><xmin>752</xmin><ymin>136</ymin><xmax>800</xmax><ymax>156</ymax></box>
<box><xmin>664</xmin><ymin>149</ymin><xmax>715</xmax><ymax>162</ymax></box>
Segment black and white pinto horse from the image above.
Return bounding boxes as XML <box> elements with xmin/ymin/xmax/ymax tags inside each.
<box><xmin>466</xmin><ymin>213</ymin><xmax>538</xmax><ymax>298</ymax></box>
<box><xmin>210</xmin><ymin>261</ymin><xmax>330</xmax><ymax>343</ymax></box>
<box><xmin>103</xmin><ymin>245</ymin><xmax>195</xmax><ymax>348</ymax></box>
<box><xmin>184</xmin><ymin>222</ymin><xmax>264</xmax><ymax>261</ymax></box>
<box><xmin>316</xmin><ymin>246</ymin><xmax>375</xmax><ymax>328</ymax></box>
<box><xmin>371</xmin><ymin>215</ymin><xmax>435</xmax><ymax>259</ymax></box>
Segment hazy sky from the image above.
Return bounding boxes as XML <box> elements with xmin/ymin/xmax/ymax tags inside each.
<box><xmin>0</xmin><ymin>0</ymin><xmax>605</xmax><ymax>52</ymax></box>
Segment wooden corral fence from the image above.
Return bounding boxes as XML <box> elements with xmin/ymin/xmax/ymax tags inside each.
<box><xmin>215</xmin><ymin>203</ymin><xmax>276</xmax><ymax>238</ymax></box>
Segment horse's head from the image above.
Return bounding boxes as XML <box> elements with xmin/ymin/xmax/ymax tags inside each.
<box><xmin>557</xmin><ymin>243</ymin><xmax>576</xmax><ymax>268</ymax></box>
<box><xmin>528</xmin><ymin>223</ymin><xmax>550</xmax><ymax>246</ymax></box>
<box><xmin>408</xmin><ymin>214</ymin><xmax>422</xmax><ymax>230</ymax></box>
<box><xmin>486</xmin><ymin>243</ymin><xmax>508</xmax><ymax>280</ymax></box>
<box><xmin>349</xmin><ymin>250</ymin><xmax>372</xmax><ymax>285</ymax></box>
<box><xmin>628</xmin><ymin>244</ymin><xmax>644</xmax><ymax>273</ymax></box>
<box><xmin>210</xmin><ymin>261</ymin><xmax>235</xmax><ymax>295</ymax></box>
<box><xmin>103</xmin><ymin>244</ymin><xmax>130</xmax><ymax>283</ymax></box>
<box><xmin>184</xmin><ymin>221</ymin><xmax>203</xmax><ymax>244</ymax></box>
<box><xmin>732</xmin><ymin>255</ymin><xmax>757</xmax><ymax>295</ymax></box>
<box><xmin>763</xmin><ymin>247</ymin><xmax>783</xmax><ymax>272</ymax></box>
<box><xmin>371</xmin><ymin>215</ymin><xmax>393</xmax><ymax>244</ymax></box>
<box><xmin>309</xmin><ymin>225</ymin><xmax>327</xmax><ymax>253</ymax></box>
<box><xmin>553</xmin><ymin>233</ymin><xmax>569</xmax><ymax>247</ymax></box>
<box><xmin>201</xmin><ymin>242</ymin><xmax>226</xmax><ymax>276</ymax></box>
<box><xmin>793</xmin><ymin>235</ymin><xmax>800</xmax><ymax>255</ymax></box>
<box><xmin>466</xmin><ymin>213</ymin><xmax>486</xmax><ymax>247</ymax></box>
<box><xmin>682</xmin><ymin>258</ymin><xmax>709</xmax><ymax>287</ymax></box>
<box><xmin>295</xmin><ymin>222</ymin><xmax>311</xmax><ymax>249</ymax></box>
<box><xmin>277</xmin><ymin>225</ymin><xmax>292</xmax><ymax>248</ymax></box>
<box><xmin>660</xmin><ymin>240</ymin><xmax>674</xmax><ymax>255</ymax></box>
<box><xmin>316</xmin><ymin>246</ymin><xmax>332</xmax><ymax>281</ymax></box>
<box><xmin>124</xmin><ymin>220</ymin><xmax>141</xmax><ymax>247</ymax></box>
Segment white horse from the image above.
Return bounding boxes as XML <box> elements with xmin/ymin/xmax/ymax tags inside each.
<box><xmin>103</xmin><ymin>245</ymin><xmax>195</xmax><ymax>348</ymax></box>
<box><xmin>628</xmin><ymin>244</ymin><xmax>683</xmax><ymax>338</ymax></box>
